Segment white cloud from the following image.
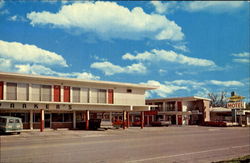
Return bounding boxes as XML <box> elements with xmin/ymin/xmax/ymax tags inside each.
<box><xmin>233</xmin><ymin>59</ymin><xmax>250</xmax><ymax>63</ymax></box>
<box><xmin>231</xmin><ymin>52</ymin><xmax>250</xmax><ymax>58</ymax></box>
<box><xmin>209</xmin><ymin>80</ymin><xmax>244</xmax><ymax>87</ymax></box>
<box><xmin>143</xmin><ymin>80</ymin><xmax>188</xmax><ymax>98</ymax></box>
<box><xmin>151</xmin><ymin>1</ymin><xmax>245</xmax><ymax>14</ymax></box>
<box><xmin>15</xmin><ymin>64</ymin><xmax>100</xmax><ymax>80</ymax></box>
<box><xmin>0</xmin><ymin>0</ymin><xmax>4</xmax><ymax>8</ymax></box>
<box><xmin>8</xmin><ymin>15</ymin><xmax>27</xmax><ymax>22</ymax></box>
<box><xmin>27</xmin><ymin>1</ymin><xmax>184</xmax><ymax>41</ymax></box>
<box><xmin>0</xmin><ymin>58</ymin><xmax>12</xmax><ymax>71</ymax></box>
<box><xmin>90</xmin><ymin>61</ymin><xmax>146</xmax><ymax>76</ymax></box>
<box><xmin>184</xmin><ymin>1</ymin><xmax>245</xmax><ymax>12</ymax></box>
<box><xmin>0</xmin><ymin>40</ymin><xmax>68</xmax><ymax>67</ymax></box>
<box><xmin>173</xmin><ymin>44</ymin><xmax>189</xmax><ymax>52</ymax></box>
<box><xmin>151</xmin><ymin>1</ymin><xmax>178</xmax><ymax>14</ymax></box>
<box><xmin>231</xmin><ymin>52</ymin><xmax>250</xmax><ymax>63</ymax></box>
<box><xmin>122</xmin><ymin>49</ymin><xmax>216</xmax><ymax>67</ymax></box>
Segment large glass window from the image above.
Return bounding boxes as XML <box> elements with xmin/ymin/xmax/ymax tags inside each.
<box><xmin>166</xmin><ymin>102</ymin><xmax>176</xmax><ymax>111</ymax></box>
<box><xmin>7</xmin><ymin>82</ymin><xmax>17</xmax><ymax>100</ymax></box>
<box><xmin>64</xmin><ymin>113</ymin><xmax>73</xmax><ymax>122</ymax></box>
<box><xmin>90</xmin><ymin>88</ymin><xmax>107</xmax><ymax>104</ymax></box>
<box><xmin>41</xmin><ymin>85</ymin><xmax>51</xmax><ymax>101</ymax></box>
<box><xmin>11</xmin><ymin>113</ymin><xmax>30</xmax><ymax>123</ymax></box>
<box><xmin>91</xmin><ymin>88</ymin><xmax>98</xmax><ymax>103</ymax></box>
<box><xmin>81</xmin><ymin>88</ymin><xmax>89</xmax><ymax>103</ymax></box>
<box><xmin>52</xmin><ymin>113</ymin><xmax>72</xmax><ymax>122</ymax></box>
<box><xmin>17</xmin><ymin>83</ymin><xmax>29</xmax><ymax>101</ymax></box>
<box><xmin>31</xmin><ymin>84</ymin><xmax>41</xmax><ymax>101</ymax></box>
<box><xmin>98</xmin><ymin>89</ymin><xmax>106</xmax><ymax>103</ymax></box>
<box><xmin>34</xmin><ymin>113</ymin><xmax>41</xmax><ymax>122</ymax></box>
<box><xmin>72</xmin><ymin>87</ymin><xmax>80</xmax><ymax>103</ymax></box>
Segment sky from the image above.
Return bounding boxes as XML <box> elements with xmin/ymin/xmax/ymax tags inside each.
<box><xmin>0</xmin><ymin>1</ymin><xmax>249</xmax><ymax>101</ymax></box>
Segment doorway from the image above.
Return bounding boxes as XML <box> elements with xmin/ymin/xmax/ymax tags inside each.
<box><xmin>45</xmin><ymin>113</ymin><xmax>51</xmax><ymax>128</ymax></box>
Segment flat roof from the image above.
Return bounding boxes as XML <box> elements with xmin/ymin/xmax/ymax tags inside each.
<box><xmin>146</xmin><ymin>96</ymin><xmax>211</xmax><ymax>101</ymax></box>
<box><xmin>0</xmin><ymin>72</ymin><xmax>157</xmax><ymax>90</ymax></box>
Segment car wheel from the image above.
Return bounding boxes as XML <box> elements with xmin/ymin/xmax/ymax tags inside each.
<box><xmin>17</xmin><ymin>132</ymin><xmax>21</xmax><ymax>134</ymax></box>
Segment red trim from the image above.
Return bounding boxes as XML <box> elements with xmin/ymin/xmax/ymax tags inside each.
<box><xmin>108</xmin><ymin>89</ymin><xmax>114</xmax><ymax>104</ymax></box>
<box><xmin>40</xmin><ymin>109</ymin><xmax>44</xmax><ymax>132</ymax></box>
<box><xmin>177</xmin><ymin>101</ymin><xmax>182</xmax><ymax>111</ymax></box>
<box><xmin>144</xmin><ymin>111</ymin><xmax>158</xmax><ymax>115</ymax></box>
<box><xmin>0</xmin><ymin>82</ymin><xmax>3</xmax><ymax>100</ymax></box>
<box><xmin>178</xmin><ymin>115</ymin><xmax>182</xmax><ymax>125</ymax></box>
<box><xmin>54</xmin><ymin>85</ymin><xmax>61</xmax><ymax>102</ymax></box>
<box><xmin>64</xmin><ymin>86</ymin><xmax>70</xmax><ymax>102</ymax></box>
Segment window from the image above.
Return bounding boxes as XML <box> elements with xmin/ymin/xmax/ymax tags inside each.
<box><xmin>9</xmin><ymin>119</ymin><xmax>14</xmax><ymax>123</ymax></box>
<box><xmin>34</xmin><ymin>113</ymin><xmax>41</xmax><ymax>122</ymax></box>
<box><xmin>72</xmin><ymin>87</ymin><xmax>80</xmax><ymax>103</ymax></box>
<box><xmin>64</xmin><ymin>113</ymin><xmax>73</xmax><ymax>122</ymax></box>
<box><xmin>166</xmin><ymin>102</ymin><xmax>176</xmax><ymax>111</ymax></box>
<box><xmin>52</xmin><ymin>113</ymin><xmax>63</xmax><ymax>122</ymax></box>
<box><xmin>31</xmin><ymin>84</ymin><xmax>41</xmax><ymax>101</ymax></box>
<box><xmin>52</xmin><ymin>113</ymin><xmax>72</xmax><ymax>122</ymax></box>
<box><xmin>91</xmin><ymin>88</ymin><xmax>98</xmax><ymax>103</ymax></box>
<box><xmin>127</xmin><ymin>89</ymin><xmax>132</xmax><ymax>93</ymax></box>
<box><xmin>7</xmin><ymin>83</ymin><xmax>17</xmax><ymax>100</ymax></box>
<box><xmin>41</xmin><ymin>85</ymin><xmax>51</xmax><ymax>101</ymax></box>
<box><xmin>15</xmin><ymin>119</ymin><xmax>20</xmax><ymax>123</ymax></box>
<box><xmin>17</xmin><ymin>83</ymin><xmax>29</xmax><ymax>101</ymax></box>
<box><xmin>98</xmin><ymin>89</ymin><xmax>106</xmax><ymax>103</ymax></box>
<box><xmin>81</xmin><ymin>88</ymin><xmax>89</xmax><ymax>103</ymax></box>
<box><xmin>10</xmin><ymin>113</ymin><xmax>29</xmax><ymax>123</ymax></box>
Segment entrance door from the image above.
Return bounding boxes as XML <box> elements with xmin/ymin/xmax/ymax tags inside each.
<box><xmin>45</xmin><ymin>114</ymin><xmax>51</xmax><ymax>128</ymax></box>
<box><xmin>178</xmin><ymin>115</ymin><xmax>182</xmax><ymax>125</ymax></box>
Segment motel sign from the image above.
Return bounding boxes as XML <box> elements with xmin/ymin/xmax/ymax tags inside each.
<box><xmin>227</xmin><ymin>102</ymin><xmax>246</xmax><ymax>109</ymax></box>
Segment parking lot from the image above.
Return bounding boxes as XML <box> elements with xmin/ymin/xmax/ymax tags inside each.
<box><xmin>0</xmin><ymin>126</ymin><xmax>249</xmax><ymax>163</ymax></box>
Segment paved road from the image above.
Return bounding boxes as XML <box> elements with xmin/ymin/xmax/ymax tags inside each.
<box><xmin>0</xmin><ymin>126</ymin><xmax>249</xmax><ymax>163</ymax></box>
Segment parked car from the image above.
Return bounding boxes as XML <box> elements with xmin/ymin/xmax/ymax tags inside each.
<box><xmin>100</xmin><ymin>120</ymin><xmax>113</xmax><ymax>129</ymax></box>
<box><xmin>151</xmin><ymin>120</ymin><xmax>171</xmax><ymax>127</ymax></box>
<box><xmin>0</xmin><ymin>116</ymin><xmax>23</xmax><ymax>134</ymax></box>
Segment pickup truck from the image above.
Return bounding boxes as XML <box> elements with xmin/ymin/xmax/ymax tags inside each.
<box><xmin>151</xmin><ymin>120</ymin><xmax>171</xmax><ymax>127</ymax></box>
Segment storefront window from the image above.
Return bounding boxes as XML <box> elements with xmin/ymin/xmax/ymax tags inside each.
<box><xmin>10</xmin><ymin>113</ymin><xmax>29</xmax><ymax>123</ymax></box>
<box><xmin>52</xmin><ymin>113</ymin><xmax>63</xmax><ymax>122</ymax></box>
<box><xmin>64</xmin><ymin>113</ymin><xmax>73</xmax><ymax>122</ymax></box>
<box><xmin>34</xmin><ymin>113</ymin><xmax>41</xmax><ymax>122</ymax></box>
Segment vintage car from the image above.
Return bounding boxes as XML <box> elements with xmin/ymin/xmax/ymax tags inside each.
<box><xmin>0</xmin><ymin>116</ymin><xmax>23</xmax><ymax>134</ymax></box>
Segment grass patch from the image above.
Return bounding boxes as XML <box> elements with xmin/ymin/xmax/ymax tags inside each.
<box><xmin>212</xmin><ymin>155</ymin><xmax>250</xmax><ymax>163</ymax></box>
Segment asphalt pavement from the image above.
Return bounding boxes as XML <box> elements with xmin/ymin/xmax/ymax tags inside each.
<box><xmin>0</xmin><ymin>126</ymin><xmax>249</xmax><ymax>163</ymax></box>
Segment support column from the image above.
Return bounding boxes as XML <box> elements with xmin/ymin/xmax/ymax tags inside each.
<box><xmin>123</xmin><ymin>111</ymin><xmax>126</xmax><ymax>130</ymax></box>
<box><xmin>30</xmin><ymin>110</ymin><xmax>33</xmax><ymax>130</ymax></box>
<box><xmin>73</xmin><ymin>111</ymin><xmax>76</xmax><ymax>129</ymax></box>
<box><xmin>109</xmin><ymin>112</ymin><xmax>112</xmax><ymax>122</ymax></box>
<box><xmin>126</xmin><ymin>112</ymin><xmax>130</xmax><ymax>128</ymax></box>
<box><xmin>85</xmin><ymin>110</ymin><xmax>89</xmax><ymax>130</ymax></box>
<box><xmin>141</xmin><ymin>111</ymin><xmax>144</xmax><ymax>129</ymax></box>
<box><xmin>40</xmin><ymin>109</ymin><xmax>44</xmax><ymax>132</ymax></box>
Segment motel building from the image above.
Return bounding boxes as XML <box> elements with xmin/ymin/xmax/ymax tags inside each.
<box><xmin>145</xmin><ymin>97</ymin><xmax>211</xmax><ymax>126</ymax></box>
<box><xmin>0</xmin><ymin>72</ymin><xmax>157</xmax><ymax>131</ymax></box>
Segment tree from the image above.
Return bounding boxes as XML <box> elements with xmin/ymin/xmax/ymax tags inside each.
<box><xmin>208</xmin><ymin>92</ymin><xmax>227</xmax><ymax>107</ymax></box>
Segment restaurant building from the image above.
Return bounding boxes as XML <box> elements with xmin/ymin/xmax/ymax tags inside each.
<box><xmin>145</xmin><ymin>96</ymin><xmax>211</xmax><ymax>126</ymax></box>
<box><xmin>0</xmin><ymin>72</ymin><xmax>156</xmax><ymax>131</ymax></box>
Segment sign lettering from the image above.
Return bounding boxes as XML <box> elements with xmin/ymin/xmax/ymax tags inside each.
<box><xmin>227</xmin><ymin>102</ymin><xmax>246</xmax><ymax>109</ymax></box>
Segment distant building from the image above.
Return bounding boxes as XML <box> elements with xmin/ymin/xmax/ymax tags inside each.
<box><xmin>0</xmin><ymin>72</ymin><xmax>156</xmax><ymax>131</ymax></box>
<box><xmin>146</xmin><ymin>96</ymin><xmax>211</xmax><ymax>125</ymax></box>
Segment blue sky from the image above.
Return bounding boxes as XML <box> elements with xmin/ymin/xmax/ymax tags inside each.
<box><xmin>0</xmin><ymin>1</ymin><xmax>249</xmax><ymax>101</ymax></box>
